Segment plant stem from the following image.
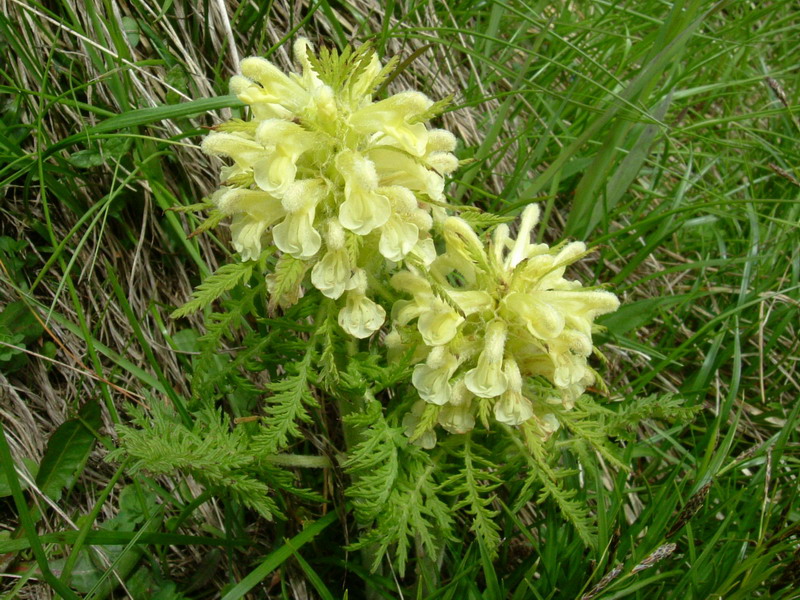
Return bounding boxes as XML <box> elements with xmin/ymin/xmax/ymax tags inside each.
<box><xmin>266</xmin><ymin>454</ymin><xmax>334</xmax><ymax>468</ymax></box>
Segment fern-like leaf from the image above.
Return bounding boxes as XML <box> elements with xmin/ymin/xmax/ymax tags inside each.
<box><xmin>459</xmin><ymin>211</ymin><xmax>516</xmax><ymax>232</ymax></box>
<box><xmin>441</xmin><ymin>438</ymin><xmax>502</xmax><ymax>556</ymax></box>
<box><xmin>166</xmin><ymin>201</ymin><xmax>213</xmax><ymax>214</ymax></box>
<box><xmin>314</xmin><ymin>302</ymin><xmax>340</xmax><ymax>389</ymax></box>
<box><xmin>250</xmin><ymin>349</ymin><xmax>318</xmax><ymax>454</ymax></box>
<box><xmin>603</xmin><ymin>394</ymin><xmax>700</xmax><ymax>438</ymax></box>
<box><xmin>171</xmin><ymin>261</ymin><xmax>254</xmax><ymax>318</ymax></box>
<box><xmin>344</xmin><ymin>401</ymin><xmax>401</xmax><ymax>523</ymax></box>
<box><xmin>112</xmin><ymin>402</ymin><xmax>280</xmax><ymax>519</ymax></box>
<box><xmin>187</xmin><ymin>208</ymin><xmax>227</xmax><ymax>239</ymax></box>
<box><xmin>511</xmin><ymin>422</ymin><xmax>598</xmax><ymax>548</ymax></box>
<box><xmin>266</xmin><ymin>253</ymin><xmax>309</xmax><ymax>311</ymax></box>
<box><xmin>557</xmin><ymin>401</ymin><xmax>627</xmax><ymax>470</ymax></box>
<box><xmin>350</xmin><ymin>451</ymin><xmax>454</xmax><ymax>575</ymax></box>
<box><xmin>409</xmin><ymin>94</ymin><xmax>453</xmax><ymax>124</ymax></box>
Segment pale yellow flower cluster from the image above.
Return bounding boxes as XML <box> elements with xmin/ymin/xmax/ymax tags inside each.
<box><xmin>388</xmin><ymin>205</ymin><xmax>620</xmax><ymax>444</ymax></box>
<box><xmin>202</xmin><ymin>40</ymin><xmax>458</xmax><ymax>338</ymax></box>
<box><xmin>198</xmin><ymin>40</ymin><xmax>621</xmax><ymax>447</ymax></box>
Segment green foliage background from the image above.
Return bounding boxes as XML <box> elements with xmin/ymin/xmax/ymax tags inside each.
<box><xmin>1</xmin><ymin>1</ymin><xmax>798</xmax><ymax>598</ymax></box>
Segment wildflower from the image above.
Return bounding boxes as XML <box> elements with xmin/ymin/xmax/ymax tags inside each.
<box><xmin>390</xmin><ymin>204</ymin><xmax>619</xmax><ymax>439</ymax></box>
<box><xmin>271</xmin><ymin>179</ymin><xmax>325</xmax><ymax>260</ymax></box>
<box><xmin>201</xmin><ymin>39</ymin><xmax>458</xmax><ymax>331</ymax></box>
<box><xmin>337</xmin><ymin>269</ymin><xmax>386</xmax><ymax>339</ymax></box>
<box><xmin>210</xmin><ymin>187</ymin><xmax>285</xmax><ymax>261</ymax></box>
<box><xmin>310</xmin><ymin>220</ymin><xmax>351</xmax><ymax>299</ymax></box>
<box><xmin>464</xmin><ymin>320</ymin><xmax>509</xmax><ymax>398</ymax></box>
<box><xmin>412</xmin><ymin>346</ymin><xmax>460</xmax><ymax>405</ymax></box>
<box><xmin>336</xmin><ymin>150</ymin><xmax>391</xmax><ymax>235</ymax></box>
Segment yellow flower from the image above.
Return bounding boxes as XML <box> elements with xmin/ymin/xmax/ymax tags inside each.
<box><xmin>349</xmin><ymin>91</ymin><xmax>432</xmax><ymax>156</ymax></box>
<box><xmin>338</xmin><ymin>293</ymin><xmax>386</xmax><ymax>338</ymax></box>
<box><xmin>368</xmin><ymin>148</ymin><xmax>445</xmax><ymax>201</ymax></box>
<box><xmin>464</xmin><ymin>320</ymin><xmax>509</xmax><ymax>398</ymax></box>
<box><xmin>337</xmin><ymin>269</ymin><xmax>386</xmax><ymax>338</ymax></box>
<box><xmin>211</xmin><ymin>187</ymin><xmax>285</xmax><ymax>261</ymax></box>
<box><xmin>379</xmin><ymin>215</ymin><xmax>419</xmax><ymax>263</ymax></box>
<box><xmin>310</xmin><ymin>220</ymin><xmax>351</xmax><ymax>299</ymax></box>
<box><xmin>437</xmin><ymin>379</ymin><xmax>475</xmax><ymax>434</ymax></box>
<box><xmin>252</xmin><ymin>120</ymin><xmax>319</xmax><ymax>195</ymax></box>
<box><xmin>311</xmin><ymin>248</ymin><xmax>351</xmax><ymax>300</ymax></box>
<box><xmin>335</xmin><ymin>150</ymin><xmax>391</xmax><ymax>235</ymax></box>
<box><xmin>493</xmin><ymin>360</ymin><xmax>534</xmax><ymax>426</ymax></box>
<box><xmin>238</xmin><ymin>55</ymin><xmax>311</xmax><ymax>115</ymax></box>
<box><xmin>271</xmin><ymin>179</ymin><xmax>325</xmax><ymax>259</ymax></box>
<box><xmin>412</xmin><ymin>346</ymin><xmax>460</xmax><ymax>405</ymax></box>
<box><xmin>438</xmin><ymin>402</ymin><xmax>475</xmax><ymax>434</ymax></box>
<box><xmin>377</xmin><ymin>186</ymin><xmax>427</xmax><ymax>262</ymax></box>
<box><xmin>390</xmin><ymin>271</ymin><xmax>464</xmax><ymax>346</ymax></box>
<box><xmin>393</xmin><ymin>204</ymin><xmax>619</xmax><ymax>441</ymax></box>
<box><xmin>202</xmin><ymin>40</ymin><xmax>459</xmax><ymax>326</ymax></box>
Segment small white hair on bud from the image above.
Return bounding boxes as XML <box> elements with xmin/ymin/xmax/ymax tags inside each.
<box><xmin>427</xmin><ymin>129</ymin><xmax>457</xmax><ymax>152</ymax></box>
<box><xmin>230</xmin><ymin>75</ymin><xmax>253</xmax><ymax>95</ymax></box>
<box><xmin>324</xmin><ymin>218</ymin><xmax>346</xmax><ymax>250</ymax></box>
<box><xmin>427</xmin><ymin>152</ymin><xmax>459</xmax><ymax>175</ymax></box>
<box><xmin>293</xmin><ymin>37</ymin><xmax>314</xmax><ymax>65</ymax></box>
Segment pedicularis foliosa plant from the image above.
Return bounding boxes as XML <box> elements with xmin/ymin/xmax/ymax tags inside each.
<box><xmin>111</xmin><ymin>40</ymin><xmax>696</xmax><ymax>573</ymax></box>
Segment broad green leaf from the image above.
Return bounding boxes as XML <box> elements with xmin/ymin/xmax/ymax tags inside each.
<box><xmin>121</xmin><ymin>16</ymin><xmax>139</xmax><ymax>47</ymax></box>
<box><xmin>49</xmin><ymin>551</ymin><xmax>101</xmax><ymax>594</ymax></box>
<box><xmin>68</xmin><ymin>148</ymin><xmax>105</xmax><ymax>168</ymax></box>
<box><xmin>35</xmin><ymin>400</ymin><xmax>101</xmax><ymax>501</ymax></box>
<box><xmin>0</xmin><ymin>300</ymin><xmax>43</xmax><ymax>345</ymax></box>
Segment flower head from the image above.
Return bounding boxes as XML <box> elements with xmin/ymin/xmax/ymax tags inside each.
<box><xmin>390</xmin><ymin>205</ymin><xmax>619</xmax><ymax>442</ymax></box>
<box><xmin>202</xmin><ymin>40</ymin><xmax>458</xmax><ymax>333</ymax></box>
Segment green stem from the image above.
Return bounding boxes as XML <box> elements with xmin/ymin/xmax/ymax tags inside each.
<box><xmin>266</xmin><ymin>454</ymin><xmax>335</xmax><ymax>469</ymax></box>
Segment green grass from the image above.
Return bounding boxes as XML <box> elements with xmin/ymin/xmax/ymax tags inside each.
<box><xmin>1</xmin><ymin>0</ymin><xmax>799</xmax><ymax>598</ymax></box>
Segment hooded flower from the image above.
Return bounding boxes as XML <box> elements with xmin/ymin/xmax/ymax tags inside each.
<box><xmin>211</xmin><ymin>187</ymin><xmax>286</xmax><ymax>261</ymax></box>
<box><xmin>201</xmin><ymin>39</ymin><xmax>459</xmax><ymax>324</ymax></box>
<box><xmin>252</xmin><ymin>119</ymin><xmax>319</xmax><ymax>195</ymax></box>
<box><xmin>349</xmin><ymin>91</ymin><xmax>432</xmax><ymax>156</ymax></box>
<box><xmin>336</xmin><ymin>150</ymin><xmax>391</xmax><ymax>235</ymax></box>
<box><xmin>464</xmin><ymin>320</ymin><xmax>509</xmax><ymax>398</ymax></box>
<box><xmin>338</xmin><ymin>269</ymin><xmax>386</xmax><ymax>338</ymax></box>
<box><xmin>310</xmin><ymin>219</ymin><xmax>352</xmax><ymax>299</ymax></box>
<box><xmin>271</xmin><ymin>179</ymin><xmax>326</xmax><ymax>260</ymax></box>
<box><xmin>390</xmin><ymin>204</ymin><xmax>619</xmax><ymax>442</ymax></box>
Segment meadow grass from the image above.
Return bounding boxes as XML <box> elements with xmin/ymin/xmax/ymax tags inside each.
<box><xmin>1</xmin><ymin>0</ymin><xmax>798</xmax><ymax>598</ymax></box>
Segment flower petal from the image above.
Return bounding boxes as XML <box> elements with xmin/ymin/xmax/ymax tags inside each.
<box><xmin>350</xmin><ymin>91</ymin><xmax>432</xmax><ymax>156</ymax></box>
<box><xmin>438</xmin><ymin>403</ymin><xmax>475</xmax><ymax>434</ymax></box>
<box><xmin>310</xmin><ymin>248</ymin><xmax>351</xmax><ymax>299</ymax></box>
<box><xmin>379</xmin><ymin>216</ymin><xmax>419</xmax><ymax>262</ymax></box>
<box><xmin>338</xmin><ymin>292</ymin><xmax>386</xmax><ymax>338</ymax></box>
<box><xmin>239</xmin><ymin>56</ymin><xmax>309</xmax><ymax>112</ymax></box>
<box><xmin>417</xmin><ymin>301</ymin><xmax>464</xmax><ymax>346</ymax></box>
<box><xmin>336</xmin><ymin>151</ymin><xmax>391</xmax><ymax>235</ymax></box>
<box><xmin>229</xmin><ymin>214</ymin><xmax>268</xmax><ymax>261</ymax></box>
<box><xmin>272</xmin><ymin>211</ymin><xmax>321</xmax><ymax>259</ymax></box>
<box><xmin>368</xmin><ymin>148</ymin><xmax>444</xmax><ymax>200</ymax></box>
<box><xmin>503</xmin><ymin>292</ymin><xmax>566</xmax><ymax>340</ymax></box>
<box><xmin>464</xmin><ymin>320</ymin><xmax>508</xmax><ymax>398</ymax></box>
